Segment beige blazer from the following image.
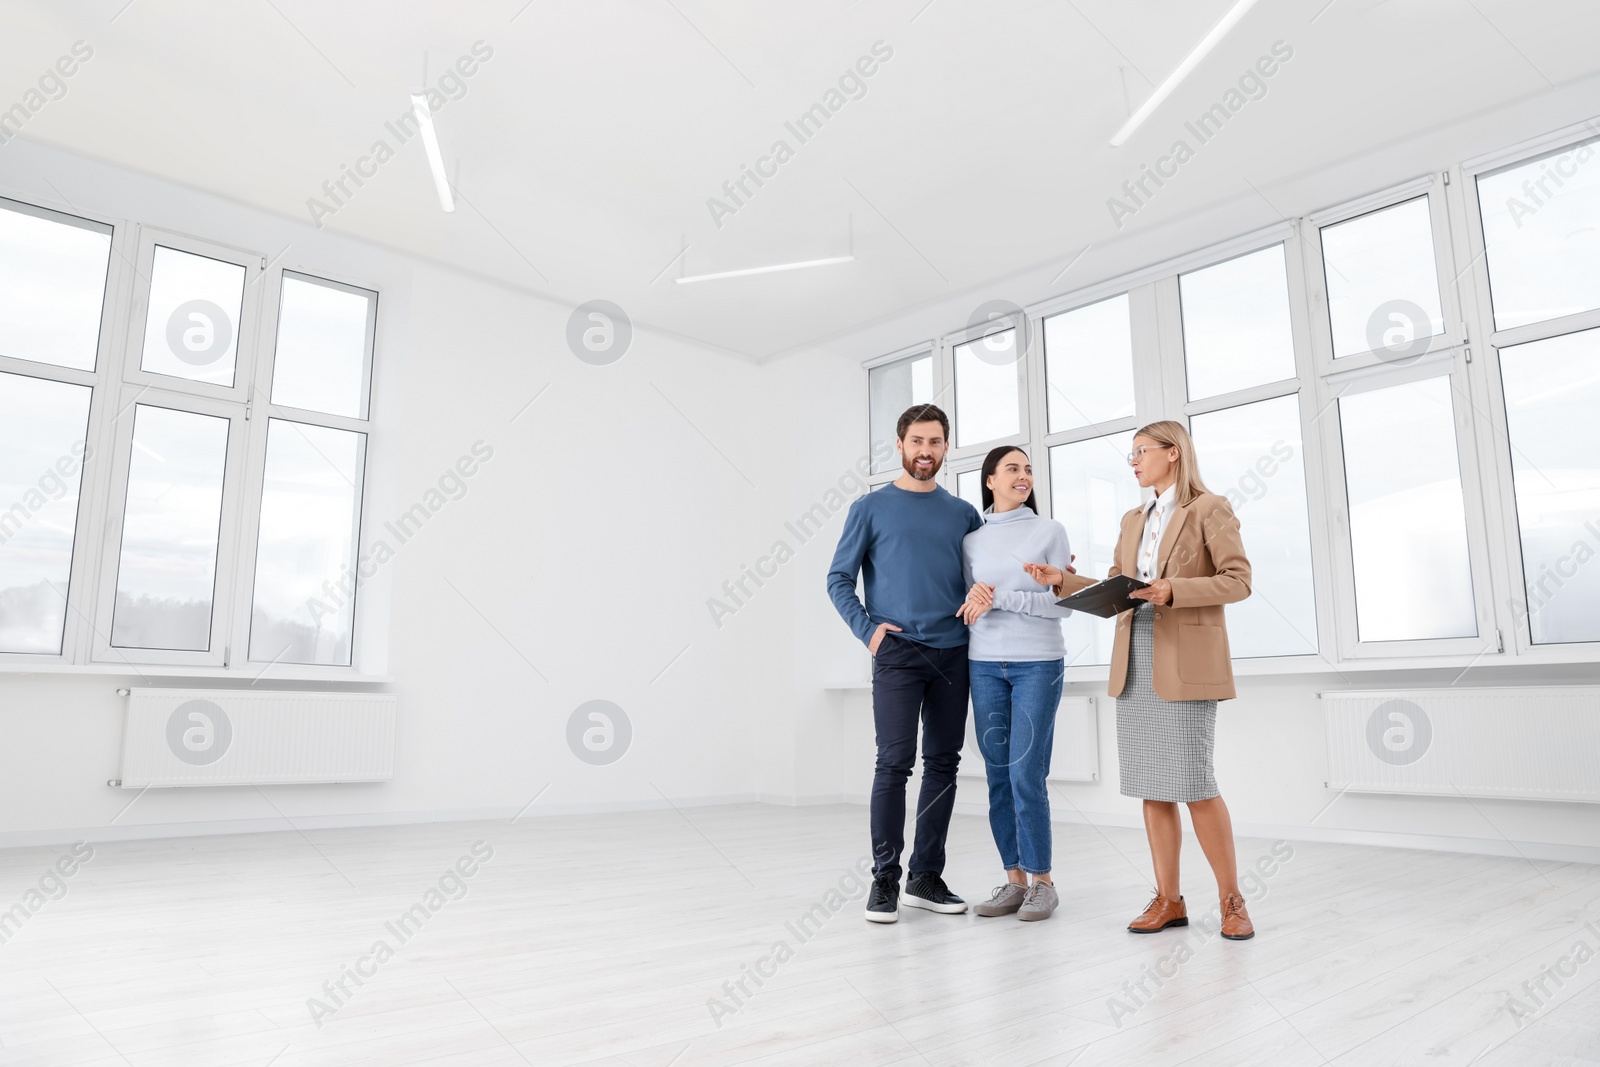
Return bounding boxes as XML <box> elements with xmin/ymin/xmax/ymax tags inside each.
<box><xmin>1055</xmin><ymin>491</ymin><xmax>1251</xmax><ymax>701</ymax></box>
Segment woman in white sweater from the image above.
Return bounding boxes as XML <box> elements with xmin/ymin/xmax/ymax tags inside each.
<box><xmin>957</xmin><ymin>446</ymin><xmax>1074</xmax><ymax>922</ymax></box>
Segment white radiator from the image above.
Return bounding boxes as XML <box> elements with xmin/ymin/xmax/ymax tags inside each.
<box><xmin>1323</xmin><ymin>687</ymin><xmax>1600</xmax><ymax>803</ymax></box>
<box><xmin>117</xmin><ymin>688</ymin><xmax>397</xmax><ymax>788</ymax></box>
<box><xmin>960</xmin><ymin>694</ymin><xmax>1100</xmax><ymax>783</ymax></box>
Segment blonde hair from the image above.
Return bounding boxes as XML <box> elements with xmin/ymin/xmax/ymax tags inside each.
<box><xmin>1134</xmin><ymin>420</ymin><xmax>1210</xmax><ymax>506</ymax></box>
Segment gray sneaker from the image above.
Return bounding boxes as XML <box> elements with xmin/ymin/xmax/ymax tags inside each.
<box><xmin>974</xmin><ymin>883</ymin><xmax>1027</xmax><ymax>917</ymax></box>
<box><xmin>1018</xmin><ymin>881</ymin><xmax>1058</xmax><ymax>922</ymax></box>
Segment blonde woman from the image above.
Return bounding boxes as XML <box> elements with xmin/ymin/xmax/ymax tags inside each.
<box><xmin>1024</xmin><ymin>420</ymin><xmax>1256</xmax><ymax>939</ymax></box>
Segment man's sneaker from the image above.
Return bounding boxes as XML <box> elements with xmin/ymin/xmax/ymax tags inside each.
<box><xmin>1017</xmin><ymin>881</ymin><xmax>1058</xmax><ymax>922</ymax></box>
<box><xmin>865</xmin><ymin>875</ymin><xmax>900</xmax><ymax>923</ymax></box>
<box><xmin>973</xmin><ymin>883</ymin><xmax>1027</xmax><ymax>917</ymax></box>
<box><xmin>903</xmin><ymin>872</ymin><xmax>967</xmax><ymax>914</ymax></box>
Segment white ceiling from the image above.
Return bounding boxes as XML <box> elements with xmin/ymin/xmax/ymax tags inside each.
<box><xmin>3</xmin><ymin>0</ymin><xmax>1598</xmax><ymax>359</ymax></box>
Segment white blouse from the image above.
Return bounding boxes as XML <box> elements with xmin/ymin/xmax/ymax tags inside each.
<box><xmin>1135</xmin><ymin>483</ymin><xmax>1177</xmax><ymax>582</ymax></box>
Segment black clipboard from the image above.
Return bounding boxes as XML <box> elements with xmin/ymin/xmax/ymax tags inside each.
<box><xmin>1054</xmin><ymin>574</ymin><xmax>1149</xmax><ymax>618</ymax></box>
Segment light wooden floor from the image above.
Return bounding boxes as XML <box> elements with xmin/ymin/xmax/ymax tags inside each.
<box><xmin>1</xmin><ymin>804</ymin><xmax>1597</xmax><ymax>1066</ymax></box>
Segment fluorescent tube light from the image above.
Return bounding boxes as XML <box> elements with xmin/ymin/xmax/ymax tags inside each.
<box><xmin>1109</xmin><ymin>0</ymin><xmax>1263</xmax><ymax>147</ymax></box>
<box><xmin>410</xmin><ymin>92</ymin><xmax>455</xmax><ymax>213</ymax></box>
<box><xmin>675</xmin><ymin>254</ymin><xmax>855</xmax><ymax>284</ymax></box>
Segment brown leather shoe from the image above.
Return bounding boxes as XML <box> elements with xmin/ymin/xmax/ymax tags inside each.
<box><xmin>1221</xmin><ymin>891</ymin><xmax>1255</xmax><ymax>940</ymax></box>
<box><xmin>1127</xmin><ymin>889</ymin><xmax>1187</xmax><ymax>933</ymax></box>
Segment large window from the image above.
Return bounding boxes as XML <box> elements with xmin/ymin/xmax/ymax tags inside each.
<box><xmin>1191</xmin><ymin>395</ymin><xmax>1317</xmax><ymax>658</ymax></box>
<box><xmin>862</xmin><ymin>114</ymin><xmax>1600</xmax><ymax>673</ymax></box>
<box><xmin>1044</xmin><ymin>295</ymin><xmax>1134</xmax><ymax>432</ymax></box>
<box><xmin>1338</xmin><ymin>377</ymin><xmax>1477</xmax><ymax>642</ymax></box>
<box><xmin>109</xmin><ymin>405</ymin><xmax>232</xmax><ymax>652</ymax></box>
<box><xmin>0</xmin><ymin>371</ymin><xmax>93</xmax><ymax>654</ymax></box>
<box><xmin>0</xmin><ymin>197</ymin><xmax>380</xmax><ymax>674</ymax></box>
<box><xmin>1497</xmin><ymin>328</ymin><xmax>1600</xmax><ymax>644</ymax></box>
<box><xmin>0</xmin><ymin>198</ymin><xmax>110</xmax><ymax>372</ymax></box>
<box><xmin>1467</xmin><ymin>127</ymin><xmax>1600</xmax><ymax>656</ymax></box>
<box><xmin>1320</xmin><ymin>196</ymin><xmax>1445</xmax><ymax>361</ymax></box>
<box><xmin>137</xmin><ymin>245</ymin><xmax>245</xmax><ymax>387</ymax></box>
<box><xmin>1182</xmin><ymin>244</ymin><xmax>1317</xmax><ymax>660</ymax></box>
<box><xmin>251</xmin><ymin>420</ymin><xmax>365</xmax><ymax>665</ymax></box>
<box><xmin>1476</xmin><ymin>138</ymin><xmax>1600</xmax><ymax>331</ymax></box>
<box><xmin>952</xmin><ymin>328</ymin><xmax>1022</xmax><ymax>448</ymax></box>
<box><xmin>1180</xmin><ymin>245</ymin><xmax>1296</xmax><ymax>398</ymax></box>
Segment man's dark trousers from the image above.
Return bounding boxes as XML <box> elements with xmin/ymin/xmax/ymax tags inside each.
<box><xmin>869</xmin><ymin>633</ymin><xmax>969</xmax><ymax>881</ymax></box>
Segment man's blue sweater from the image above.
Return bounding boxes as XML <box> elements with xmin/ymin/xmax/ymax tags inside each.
<box><xmin>827</xmin><ymin>483</ymin><xmax>983</xmax><ymax>648</ymax></box>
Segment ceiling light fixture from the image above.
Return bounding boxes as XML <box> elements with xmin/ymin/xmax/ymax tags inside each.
<box><xmin>410</xmin><ymin>91</ymin><xmax>455</xmax><ymax>213</ymax></box>
<box><xmin>1109</xmin><ymin>0</ymin><xmax>1263</xmax><ymax>148</ymax></box>
<box><xmin>675</xmin><ymin>254</ymin><xmax>855</xmax><ymax>284</ymax></box>
<box><xmin>677</xmin><ymin>216</ymin><xmax>855</xmax><ymax>284</ymax></box>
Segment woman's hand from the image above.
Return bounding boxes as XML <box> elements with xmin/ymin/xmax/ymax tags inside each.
<box><xmin>1129</xmin><ymin>578</ymin><xmax>1172</xmax><ymax>605</ymax></box>
<box><xmin>957</xmin><ymin>582</ymin><xmax>994</xmax><ymax>625</ymax></box>
<box><xmin>956</xmin><ymin>598</ymin><xmax>992</xmax><ymax>625</ymax></box>
<box><xmin>1023</xmin><ymin>562</ymin><xmax>1063</xmax><ymax>587</ymax></box>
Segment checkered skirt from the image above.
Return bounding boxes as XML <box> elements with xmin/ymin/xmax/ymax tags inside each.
<box><xmin>1115</xmin><ymin>601</ymin><xmax>1219</xmax><ymax>802</ymax></box>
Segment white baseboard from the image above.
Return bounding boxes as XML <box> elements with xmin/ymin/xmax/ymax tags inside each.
<box><xmin>0</xmin><ymin>792</ymin><xmax>763</xmax><ymax>850</ymax></box>
<box><xmin>4</xmin><ymin>793</ymin><xmax>1596</xmax><ymax>865</ymax></box>
<box><xmin>946</xmin><ymin>795</ymin><xmax>1600</xmax><ymax>866</ymax></box>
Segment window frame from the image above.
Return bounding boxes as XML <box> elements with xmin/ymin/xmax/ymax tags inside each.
<box><xmin>0</xmin><ymin>193</ymin><xmax>131</xmax><ymax>669</ymax></box>
<box><xmin>943</xmin><ymin>316</ymin><xmax>1032</xmax><ymax>464</ymax></box>
<box><xmin>234</xmin><ymin>266</ymin><xmax>379</xmax><ymax>671</ymax></box>
<box><xmin>0</xmin><ymin>188</ymin><xmax>387</xmax><ymax>680</ymax></box>
<box><xmin>1175</xmin><ymin>235</ymin><xmax>1327</xmax><ymax>666</ymax></box>
<box><xmin>1458</xmin><ymin>116</ymin><xmax>1600</xmax><ymax>665</ymax></box>
<box><xmin>1298</xmin><ymin>179</ymin><xmax>1500</xmax><ymax>663</ymax></box>
<box><xmin>90</xmin><ymin>389</ymin><xmax>248</xmax><ymax>668</ymax></box>
<box><xmin>120</xmin><ymin>227</ymin><xmax>265</xmax><ymax>403</ymax></box>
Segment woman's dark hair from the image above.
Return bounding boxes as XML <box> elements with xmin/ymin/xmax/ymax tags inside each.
<box><xmin>980</xmin><ymin>446</ymin><xmax>1038</xmax><ymax>514</ymax></box>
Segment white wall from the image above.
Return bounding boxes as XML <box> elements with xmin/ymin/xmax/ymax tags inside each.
<box><xmin>0</xmin><ymin>138</ymin><xmax>791</xmax><ymax>845</ymax></box>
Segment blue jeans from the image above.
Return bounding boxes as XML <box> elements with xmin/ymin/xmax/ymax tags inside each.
<box><xmin>970</xmin><ymin>659</ymin><xmax>1063</xmax><ymax>875</ymax></box>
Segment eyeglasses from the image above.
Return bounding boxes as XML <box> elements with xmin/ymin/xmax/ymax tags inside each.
<box><xmin>1126</xmin><ymin>445</ymin><xmax>1172</xmax><ymax>464</ymax></box>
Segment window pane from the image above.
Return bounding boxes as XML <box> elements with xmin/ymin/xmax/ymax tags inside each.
<box><xmin>139</xmin><ymin>246</ymin><xmax>245</xmax><ymax>387</ymax></box>
<box><xmin>869</xmin><ymin>353</ymin><xmax>932</xmax><ymax>474</ymax></box>
<box><xmin>272</xmin><ymin>273</ymin><xmax>375</xmax><ymax>418</ymax></box>
<box><xmin>1499</xmin><ymin>328</ymin><xmax>1600</xmax><ymax>644</ymax></box>
<box><xmin>0</xmin><ymin>372</ymin><xmax>92</xmax><ymax>653</ymax></box>
<box><xmin>1181</xmin><ymin>245</ymin><xmax>1297</xmax><ymax>399</ymax></box>
<box><xmin>954</xmin><ymin>328</ymin><xmax>1020</xmax><ymax>447</ymax></box>
<box><xmin>956</xmin><ymin>468</ymin><xmax>984</xmax><ymax>513</ymax></box>
<box><xmin>1338</xmin><ymin>376</ymin><xmax>1475</xmax><ymax>641</ymax></box>
<box><xmin>1476</xmin><ymin>139</ymin><xmax>1600</xmax><ymax>331</ymax></box>
<box><xmin>250</xmin><ymin>420</ymin><xmax>364</xmax><ymax>666</ymax></box>
<box><xmin>1048</xmin><ymin>432</ymin><xmax>1140</xmax><ymax>666</ymax></box>
<box><xmin>1190</xmin><ymin>395</ymin><xmax>1317</xmax><ymax>657</ymax></box>
<box><xmin>1321</xmin><ymin>196</ymin><xmax>1444</xmax><ymax>359</ymax></box>
<box><xmin>1044</xmin><ymin>294</ymin><xmax>1134</xmax><ymax>432</ymax></box>
<box><xmin>111</xmin><ymin>406</ymin><xmax>229</xmax><ymax>651</ymax></box>
<box><xmin>0</xmin><ymin>200</ymin><xmax>111</xmax><ymax>372</ymax></box>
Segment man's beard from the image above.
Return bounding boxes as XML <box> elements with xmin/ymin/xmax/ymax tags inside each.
<box><xmin>902</xmin><ymin>453</ymin><xmax>942</xmax><ymax>481</ymax></box>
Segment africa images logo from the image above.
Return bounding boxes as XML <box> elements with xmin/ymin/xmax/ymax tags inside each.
<box><xmin>166</xmin><ymin>699</ymin><xmax>232</xmax><ymax>766</ymax></box>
